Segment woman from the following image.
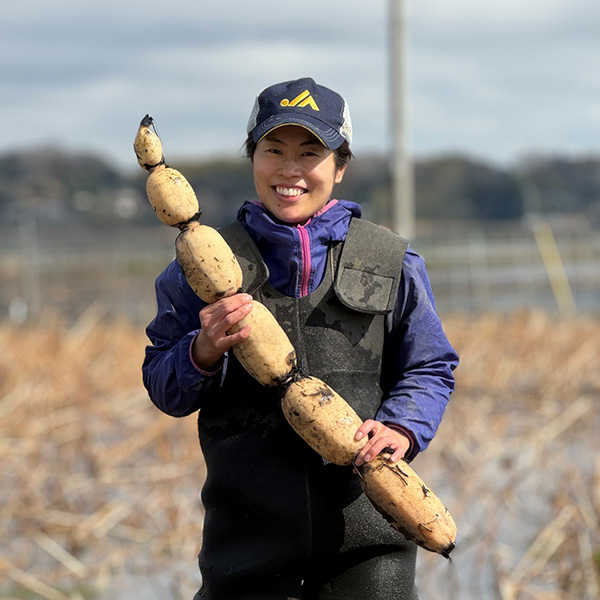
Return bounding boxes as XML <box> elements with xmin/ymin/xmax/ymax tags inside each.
<box><xmin>143</xmin><ymin>77</ymin><xmax>459</xmax><ymax>600</ymax></box>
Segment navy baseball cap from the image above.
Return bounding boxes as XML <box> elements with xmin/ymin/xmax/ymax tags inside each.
<box><xmin>247</xmin><ymin>78</ymin><xmax>353</xmax><ymax>150</ymax></box>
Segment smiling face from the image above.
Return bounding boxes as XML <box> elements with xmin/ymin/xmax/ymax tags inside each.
<box><xmin>252</xmin><ymin>125</ymin><xmax>347</xmax><ymax>225</ymax></box>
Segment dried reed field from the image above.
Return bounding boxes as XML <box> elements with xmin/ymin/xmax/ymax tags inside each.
<box><xmin>1</xmin><ymin>309</ymin><xmax>599</xmax><ymax>599</ymax></box>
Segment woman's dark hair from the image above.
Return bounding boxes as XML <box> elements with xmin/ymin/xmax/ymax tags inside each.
<box><xmin>244</xmin><ymin>133</ymin><xmax>353</xmax><ymax>172</ymax></box>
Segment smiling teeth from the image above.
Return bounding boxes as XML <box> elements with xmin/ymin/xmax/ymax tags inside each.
<box><xmin>276</xmin><ymin>186</ymin><xmax>304</xmax><ymax>197</ymax></box>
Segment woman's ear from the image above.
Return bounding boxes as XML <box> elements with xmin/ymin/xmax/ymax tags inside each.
<box><xmin>335</xmin><ymin>164</ymin><xmax>347</xmax><ymax>184</ymax></box>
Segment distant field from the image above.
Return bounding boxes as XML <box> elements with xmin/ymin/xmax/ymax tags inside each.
<box><xmin>1</xmin><ymin>311</ymin><xmax>598</xmax><ymax>599</ymax></box>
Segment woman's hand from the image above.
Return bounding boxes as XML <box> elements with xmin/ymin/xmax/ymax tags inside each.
<box><xmin>191</xmin><ymin>293</ymin><xmax>253</xmax><ymax>369</ymax></box>
<box><xmin>353</xmin><ymin>420</ymin><xmax>411</xmax><ymax>468</ymax></box>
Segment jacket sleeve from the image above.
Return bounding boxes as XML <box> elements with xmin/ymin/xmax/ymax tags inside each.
<box><xmin>142</xmin><ymin>259</ymin><xmax>224</xmax><ymax>417</ymax></box>
<box><xmin>376</xmin><ymin>249</ymin><xmax>459</xmax><ymax>460</ymax></box>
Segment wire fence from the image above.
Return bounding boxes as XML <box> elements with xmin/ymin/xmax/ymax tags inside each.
<box><xmin>1</xmin><ymin>219</ymin><xmax>598</xmax><ymax>325</ymax></box>
<box><xmin>412</xmin><ymin>222</ymin><xmax>600</xmax><ymax>315</ymax></box>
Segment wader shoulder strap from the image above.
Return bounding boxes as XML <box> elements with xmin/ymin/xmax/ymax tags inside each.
<box><xmin>219</xmin><ymin>220</ymin><xmax>269</xmax><ymax>295</ymax></box>
<box><xmin>334</xmin><ymin>218</ymin><xmax>409</xmax><ymax>314</ymax></box>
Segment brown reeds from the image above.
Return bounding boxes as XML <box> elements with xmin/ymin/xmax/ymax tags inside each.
<box><xmin>1</xmin><ymin>308</ymin><xmax>599</xmax><ymax>599</ymax></box>
<box><xmin>416</xmin><ymin>309</ymin><xmax>600</xmax><ymax>599</ymax></box>
<box><xmin>0</xmin><ymin>307</ymin><xmax>204</xmax><ymax>599</ymax></box>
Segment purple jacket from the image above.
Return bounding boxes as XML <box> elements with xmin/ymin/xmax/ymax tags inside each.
<box><xmin>142</xmin><ymin>199</ymin><xmax>458</xmax><ymax>460</ymax></box>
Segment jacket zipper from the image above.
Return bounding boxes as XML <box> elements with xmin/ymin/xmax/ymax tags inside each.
<box><xmin>297</xmin><ymin>224</ymin><xmax>312</xmax><ymax>297</ymax></box>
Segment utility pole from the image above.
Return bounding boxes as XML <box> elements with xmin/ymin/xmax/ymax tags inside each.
<box><xmin>390</xmin><ymin>0</ymin><xmax>415</xmax><ymax>238</ymax></box>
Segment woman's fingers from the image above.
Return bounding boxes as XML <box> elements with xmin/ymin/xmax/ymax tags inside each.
<box><xmin>192</xmin><ymin>294</ymin><xmax>254</xmax><ymax>368</ymax></box>
<box><xmin>200</xmin><ymin>294</ymin><xmax>253</xmax><ymax>343</ymax></box>
<box><xmin>353</xmin><ymin>420</ymin><xmax>410</xmax><ymax>467</ymax></box>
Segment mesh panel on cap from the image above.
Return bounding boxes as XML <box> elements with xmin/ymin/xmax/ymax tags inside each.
<box><xmin>246</xmin><ymin>97</ymin><xmax>261</xmax><ymax>134</ymax></box>
<box><xmin>340</xmin><ymin>100</ymin><xmax>353</xmax><ymax>145</ymax></box>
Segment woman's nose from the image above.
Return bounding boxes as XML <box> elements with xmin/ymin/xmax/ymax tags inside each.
<box><xmin>278</xmin><ymin>157</ymin><xmax>302</xmax><ymax>178</ymax></box>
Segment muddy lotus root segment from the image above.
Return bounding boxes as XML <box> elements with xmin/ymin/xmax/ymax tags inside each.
<box><xmin>175</xmin><ymin>222</ymin><xmax>243</xmax><ymax>305</ymax></box>
<box><xmin>225</xmin><ymin>300</ymin><xmax>297</xmax><ymax>387</ymax></box>
<box><xmin>357</xmin><ymin>453</ymin><xmax>456</xmax><ymax>558</ymax></box>
<box><xmin>281</xmin><ymin>376</ymin><xmax>367</xmax><ymax>466</ymax></box>
<box><xmin>134</xmin><ymin>115</ymin><xmax>456</xmax><ymax>558</ymax></box>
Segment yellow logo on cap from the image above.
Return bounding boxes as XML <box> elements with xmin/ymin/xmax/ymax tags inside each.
<box><xmin>280</xmin><ymin>90</ymin><xmax>319</xmax><ymax>111</ymax></box>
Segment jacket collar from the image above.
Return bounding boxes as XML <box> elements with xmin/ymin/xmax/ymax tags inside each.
<box><xmin>237</xmin><ymin>199</ymin><xmax>362</xmax><ymax>248</ymax></box>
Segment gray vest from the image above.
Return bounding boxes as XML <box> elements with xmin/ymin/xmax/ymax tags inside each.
<box><xmin>219</xmin><ymin>217</ymin><xmax>408</xmax><ymax>421</ymax></box>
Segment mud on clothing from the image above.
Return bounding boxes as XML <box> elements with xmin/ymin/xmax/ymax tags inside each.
<box><xmin>142</xmin><ymin>200</ymin><xmax>459</xmax><ymax>599</ymax></box>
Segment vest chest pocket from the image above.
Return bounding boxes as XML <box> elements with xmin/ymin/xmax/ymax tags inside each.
<box><xmin>302</xmin><ymin>295</ymin><xmax>385</xmax><ymax>376</ymax></box>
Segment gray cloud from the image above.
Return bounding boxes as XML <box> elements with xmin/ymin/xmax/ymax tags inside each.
<box><xmin>1</xmin><ymin>0</ymin><xmax>599</xmax><ymax>169</ymax></box>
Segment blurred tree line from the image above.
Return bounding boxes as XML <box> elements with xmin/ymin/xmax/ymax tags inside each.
<box><xmin>1</xmin><ymin>146</ymin><xmax>599</xmax><ymax>228</ymax></box>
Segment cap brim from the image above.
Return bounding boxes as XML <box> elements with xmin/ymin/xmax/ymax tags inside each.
<box><xmin>252</xmin><ymin>114</ymin><xmax>345</xmax><ymax>150</ymax></box>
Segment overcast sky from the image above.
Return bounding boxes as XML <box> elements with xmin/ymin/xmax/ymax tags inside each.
<box><xmin>2</xmin><ymin>0</ymin><xmax>599</xmax><ymax>172</ymax></box>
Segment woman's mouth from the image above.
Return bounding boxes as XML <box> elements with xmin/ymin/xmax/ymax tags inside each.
<box><xmin>274</xmin><ymin>185</ymin><xmax>307</xmax><ymax>199</ymax></box>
